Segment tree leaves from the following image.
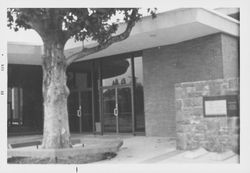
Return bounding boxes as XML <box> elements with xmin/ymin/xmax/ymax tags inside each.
<box><xmin>7</xmin><ymin>8</ymin><xmax>156</xmax><ymax>43</ymax></box>
<box><xmin>7</xmin><ymin>8</ymin><xmax>157</xmax><ymax>64</ymax></box>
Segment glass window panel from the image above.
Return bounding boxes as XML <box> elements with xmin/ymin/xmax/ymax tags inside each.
<box><xmin>134</xmin><ymin>56</ymin><xmax>145</xmax><ymax>132</ymax></box>
<box><xmin>103</xmin><ymin>89</ymin><xmax>116</xmax><ymax>114</ymax></box>
<box><xmin>134</xmin><ymin>56</ymin><xmax>143</xmax><ymax>85</ymax></box>
<box><xmin>8</xmin><ymin>87</ymin><xmax>23</xmax><ymax>126</ymax></box>
<box><xmin>67</xmin><ymin>61</ymin><xmax>93</xmax><ymax>90</ymax></box>
<box><xmin>66</xmin><ymin>72</ymin><xmax>75</xmax><ymax>89</ymax></box>
<box><xmin>118</xmin><ymin>87</ymin><xmax>132</xmax><ymax>113</ymax></box>
<box><xmin>75</xmin><ymin>72</ymin><xmax>92</xmax><ymax>89</ymax></box>
<box><xmin>68</xmin><ymin>92</ymin><xmax>80</xmax><ymax>132</ymax></box>
<box><xmin>118</xmin><ymin>87</ymin><xmax>132</xmax><ymax>133</ymax></box>
<box><xmin>81</xmin><ymin>91</ymin><xmax>93</xmax><ymax>132</ymax></box>
<box><xmin>7</xmin><ymin>88</ymin><xmax>12</xmax><ymax>123</ymax></box>
<box><xmin>102</xmin><ymin>88</ymin><xmax>116</xmax><ymax>132</ymax></box>
<box><xmin>102</xmin><ymin>58</ymin><xmax>132</xmax><ymax>87</ymax></box>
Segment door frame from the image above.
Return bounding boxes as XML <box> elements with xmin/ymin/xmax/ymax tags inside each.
<box><xmin>69</xmin><ymin>88</ymin><xmax>93</xmax><ymax>133</ymax></box>
<box><xmin>68</xmin><ymin>53</ymin><xmax>144</xmax><ymax>135</ymax></box>
<box><xmin>100</xmin><ymin>84</ymin><xmax>135</xmax><ymax>135</ymax></box>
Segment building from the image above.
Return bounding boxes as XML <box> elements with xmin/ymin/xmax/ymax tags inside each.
<box><xmin>7</xmin><ymin>8</ymin><xmax>239</xmax><ymax>152</ymax></box>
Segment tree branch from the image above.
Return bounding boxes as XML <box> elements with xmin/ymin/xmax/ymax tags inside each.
<box><xmin>26</xmin><ymin>20</ymin><xmax>47</xmax><ymax>39</ymax></box>
<box><xmin>66</xmin><ymin>9</ymin><xmax>138</xmax><ymax>65</ymax></box>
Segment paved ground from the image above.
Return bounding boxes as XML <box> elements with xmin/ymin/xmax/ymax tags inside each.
<box><xmin>8</xmin><ymin>134</ymin><xmax>239</xmax><ymax>164</ymax></box>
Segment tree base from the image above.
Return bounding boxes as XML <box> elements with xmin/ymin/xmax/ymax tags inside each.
<box><xmin>8</xmin><ymin>140</ymin><xmax>123</xmax><ymax>163</ymax></box>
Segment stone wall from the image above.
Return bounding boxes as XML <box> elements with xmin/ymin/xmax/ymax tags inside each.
<box><xmin>175</xmin><ymin>78</ymin><xmax>239</xmax><ymax>153</ymax></box>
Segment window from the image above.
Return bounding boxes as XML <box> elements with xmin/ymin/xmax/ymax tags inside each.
<box><xmin>8</xmin><ymin>87</ymin><xmax>23</xmax><ymax>125</ymax></box>
<box><xmin>67</xmin><ymin>61</ymin><xmax>93</xmax><ymax>90</ymax></box>
<box><xmin>134</xmin><ymin>56</ymin><xmax>145</xmax><ymax>132</ymax></box>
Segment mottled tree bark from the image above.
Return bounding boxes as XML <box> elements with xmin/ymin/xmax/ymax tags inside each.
<box><xmin>41</xmin><ymin>40</ymin><xmax>71</xmax><ymax>149</ymax></box>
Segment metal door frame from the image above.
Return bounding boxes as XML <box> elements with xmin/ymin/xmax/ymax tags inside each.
<box><xmin>69</xmin><ymin>88</ymin><xmax>93</xmax><ymax>134</ymax></box>
<box><xmin>100</xmin><ymin>84</ymin><xmax>134</xmax><ymax>134</ymax></box>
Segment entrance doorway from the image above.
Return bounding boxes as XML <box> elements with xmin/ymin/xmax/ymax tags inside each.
<box><xmin>102</xmin><ymin>86</ymin><xmax>132</xmax><ymax>133</ymax></box>
<box><xmin>68</xmin><ymin>90</ymin><xmax>93</xmax><ymax>133</ymax></box>
<box><xmin>67</xmin><ymin>54</ymin><xmax>145</xmax><ymax>135</ymax></box>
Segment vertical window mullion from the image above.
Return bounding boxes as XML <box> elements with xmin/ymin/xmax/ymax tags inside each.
<box><xmin>131</xmin><ymin>55</ymin><xmax>135</xmax><ymax>135</ymax></box>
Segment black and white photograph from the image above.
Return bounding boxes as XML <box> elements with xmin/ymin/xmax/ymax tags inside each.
<box><xmin>0</xmin><ymin>0</ymin><xmax>249</xmax><ymax>173</ymax></box>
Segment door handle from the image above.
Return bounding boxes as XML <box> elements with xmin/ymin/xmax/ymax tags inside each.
<box><xmin>114</xmin><ymin>104</ymin><xmax>118</xmax><ymax>117</ymax></box>
<box><xmin>77</xmin><ymin>106</ymin><xmax>82</xmax><ymax>117</ymax></box>
<box><xmin>77</xmin><ymin>109</ymin><xmax>81</xmax><ymax>117</ymax></box>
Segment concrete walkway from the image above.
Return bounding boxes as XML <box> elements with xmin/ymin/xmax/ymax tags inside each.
<box><xmin>8</xmin><ymin>134</ymin><xmax>239</xmax><ymax>164</ymax></box>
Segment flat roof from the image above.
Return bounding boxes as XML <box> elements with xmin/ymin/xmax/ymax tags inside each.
<box><xmin>8</xmin><ymin>8</ymin><xmax>239</xmax><ymax>65</ymax></box>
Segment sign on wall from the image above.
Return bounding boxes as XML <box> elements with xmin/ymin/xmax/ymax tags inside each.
<box><xmin>203</xmin><ymin>95</ymin><xmax>239</xmax><ymax>117</ymax></box>
<box><xmin>204</xmin><ymin>100</ymin><xmax>227</xmax><ymax>116</ymax></box>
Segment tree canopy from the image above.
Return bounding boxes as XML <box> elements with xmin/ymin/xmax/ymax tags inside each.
<box><xmin>7</xmin><ymin>8</ymin><xmax>156</xmax><ymax>64</ymax></box>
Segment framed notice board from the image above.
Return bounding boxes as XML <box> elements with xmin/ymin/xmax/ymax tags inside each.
<box><xmin>203</xmin><ymin>95</ymin><xmax>239</xmax><ymax>117</ymax></box>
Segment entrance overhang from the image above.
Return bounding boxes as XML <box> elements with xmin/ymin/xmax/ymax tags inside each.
<box><xmin>8</xmin><ymin>8</ymin><xmax>239</xmax><ymax>65</ymax></box>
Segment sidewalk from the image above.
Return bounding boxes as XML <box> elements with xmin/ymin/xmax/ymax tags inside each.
<box><xmin>95</xmin><ymin>136</ymin><xmax>239</xmax><ymax>164</ymax></box>
<box><xmin>96</xmin><ymin>136</ymin><xmax>177</xmax><ymax>163</ymax></box>
<box><xmin>8</xmin><ymin>134</ymin><xmax>239</xmax><ymax>164</ymax></box>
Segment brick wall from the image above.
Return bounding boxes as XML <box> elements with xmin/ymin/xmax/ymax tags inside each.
<box><xmin>175</xmin><ymin>78</ymin><xmax>239</xmax><ymax>153</ymax></box>
<box><xmin>143</xmin><ymin>33</ymin><xmax>226</xmax><ymax>137</ymax></box>
<box><xmin>221</xmin><ymin>34</ymin><xmax>239</xmax><ymax>78</ymax></box>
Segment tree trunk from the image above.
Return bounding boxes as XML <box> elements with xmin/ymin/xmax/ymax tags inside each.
<box><xmin>41</xmin><ymin>40</ymin><xmax>71</xmax><ymax>149</ymax></box>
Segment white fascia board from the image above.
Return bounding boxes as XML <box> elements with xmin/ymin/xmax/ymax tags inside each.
<box><xmin>8</xmin><ymin>42</ymin><xmax>43</xmax><ymax>65</ymax></box>
<box><xmin>67</xmin><ymin>8</ymin><xmax>199</xmax><ymax>49</ymax></box>
<box><xmin>196</xmin><ymin>8</ymin><xmax>239</xmax><ymax>37</ymax></box>
<box><xmin>65</xmin><ymin>8</ymin><xmax>200</xmax><ymax>57</ymax></box>
<box><xmin>124</xmin><ymin>8</ymin><xmax>199</xmax><ymax>36</ymax></box>
<box><xmin>8</xmin><ymin>53</ymin><xmax>42</xmax><ymax>65</ymax></box>
<box><xmin>8</xmin><ymin>42</ymin><xmax>42</xmax><ymax>55</ymax></box>
<box><xmin>214</xmin><ymin>8</ymin><xmax>239</xmax><ymax>16</ymax></box>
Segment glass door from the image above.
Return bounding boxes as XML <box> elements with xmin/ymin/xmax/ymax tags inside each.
<box><xmin>80</xmin><ymin>90</ymin><xmax>93</xmax><ymax>132</ymax></box>
<box><xmin>102</xmin><ymin>88</ymin><xmax>117</xmax><ymax>133</ymax></box>
<box><xmin>68</xmin><ymin>90</ymin><xmax>93</xmax><ymax>133</ymax></box>
<box><xmin>117</xmin><ymin>87</ymin><xmax>132</xmax><ymax>133</ymax></box>
<box><xmin>68</xmin><ymin>91</ymin><xmax>80</xmax><ymax>133</ymax></box>
<box><xmin>102</xmin><ymin>86</ymin><xmax>132</xmax><ymax>133</ymax></box>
